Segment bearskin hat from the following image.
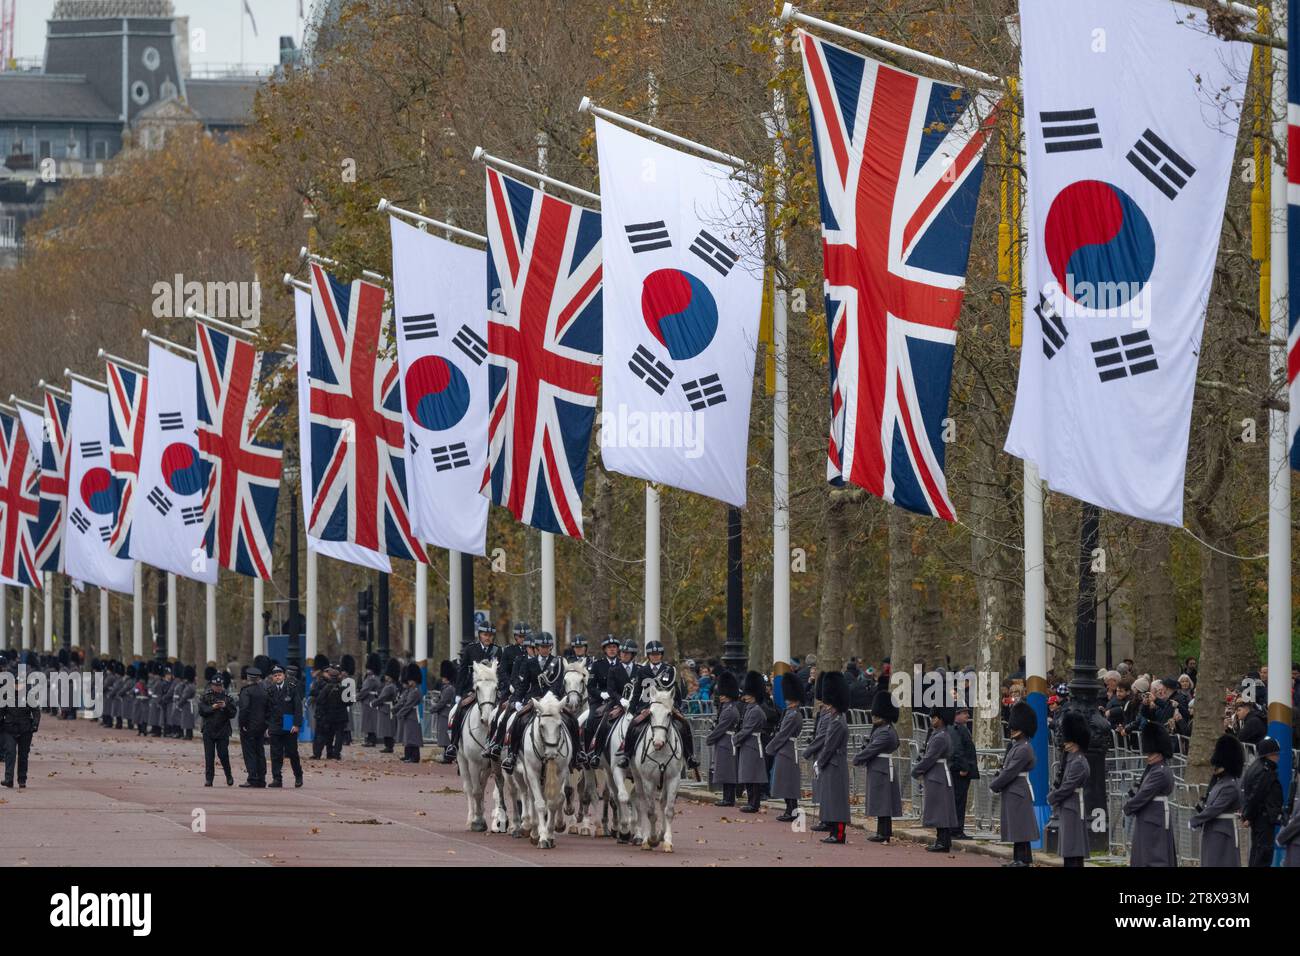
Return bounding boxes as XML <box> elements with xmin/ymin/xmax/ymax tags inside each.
<box><xmin>341</xmin><ymin>654</ymin><xmax>355</xmax><ymax>676</ymax></box>
<box><xmin>1141</xmin><ymin>721</ymin><xmax>1174</xmax><ymax>759</ymax></box>
<box><xmin>254</xmin><ymin>654</ymin><xmax>274</xmax><ymax>676</ymax></box>
<box><xmin>931</xmin><ymin>705</ymin><xmax>955</xmax><ymax>726</ymax></box>
<box><xmin>204</xmin><ymin>665</ymin><xmax>217</xmax><ymax>683</ymax></box>
<box><xmin>1211</xmin><ymin>734</ymin><xmax>1245</xmax><ymax>777</ymax></box>
<box><xmin>384</xmin><ymin>658</ymin><xmax>402</xmax><ymax>682</ymax></box>
<box><xmin>402</xmin><ymin>662</ymin><xmax>422</xmax><ymax>685</ymax></box>
<box><xmin>184</xmin><ymin>665</ymin><xmax>196</xmax><ymax>682</ymax></box>
<box><xmin>821</xmin><ymin>671</ymin><xmax>850</xmax><ymax>713</ymax></box>
<box><xmin>742</xmin><ymin>670</ymin><xmax>767</xmax><ymax>701</ymax></box>
<box><xmin>715</xmin><ymin>669</ymin><xmax>740</xmax><ymax>701</ymax></box>
<box><xmin>1060</xmin><ymin>710</ymin><xmax>1090</xmax><ymax>750</ymax></box>
<box><xmin>366</xmin><ymin>653</ymin><xmax>381</xmax><ymax>675</ymax></box>
<box><xmin>813</xmin><ymin>670</ymin><xmax>826</xmax><ymax>702</ymax></box>
<box><xmin>1008</xmin><ymin>700</ymin><xmax>1038</xmax><ymax>739</ymax></box>
<box><xmin>779</xmin><ymin>671</ymin><xmax>804</xmax><ymax>707</ymax></box>
<box><xmin>313</xmin><ymin>653</ymin><xmax>330</xmax><ymax>671</ymax></box>
<box><xmin>871</xmin><ymin>689</ymin><xmax>900</xmax><ymax>723</ymax></box>
<box><xmin>439</xmin><ymin>659</ymin><xmax>457</xmax><ymax>682</ymax></box>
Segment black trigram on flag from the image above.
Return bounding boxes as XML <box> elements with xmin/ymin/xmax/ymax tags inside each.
<box><xmin>1091</xmin><ymin>330</ymin><xmax>1158</xmax><ymax>383</ymax></box>
<box><xmin>69</xmin><ymin>509</ymin><xmax>91</xmax><ymax>534</ymax></box>
<box><xmin>629</xmin><ymin>344</ymin><xmax>672</xmax><ymax>395</ymax></box>
<box><xmin>147</xmin><ymin>486</ymin><xmax>173</xmax><ymax>516</ymax></box>
<box><xmin>1036</xmin><ymin>294</ymin><xmax>1068</xmax><ymax>359</ymax></box>
<box><xmin>402</xmin><ymin>312</ymin><xmax>438</xmax><ymax>341</ymax></box>
<box><xmin>1040</xmin><ymin>108</ymin><xmax>1102</xmax><ymax>153</ymax></box>
<box><xmin>98</xmin><ymin>525</ymin><xmax>112</xmax><ymax>543</ymax></box>
<box><xmin>625</xmin><ymin>220</ymin><xmax>671</xmax><ymax>254</ymax></box>
<box><xmin>452</xmin><ymin>325</ymin><xmax>488</xmax><ymax>365</ymax></box>
<box><xmin>1126</xmin><ymin>129</ymin><xmax>1195</xmax><ymax>200</ymax></box>
<box><xmin>180</xmin><ymin>505</ymin><xmax>204</xmax><ymax>526</ymax></box>
<box><xmin>79</xmin><ymin>441</ymin><xmax>104</xmax><ymax>458</ymax></box>
<box><xmin>682</xmin><ymin>373</ymin><xmax>727</xmax><ymax>411</ymax></box>
<box><xmin>688</xmin><ymin>230</ymin><xmax>739</xmax><ymax>277</ymax></box>
<box><xmin>430</xmin><ymin>442</ymin><xmax>470</xmax><ymax>472</ymax></box>
<box><xmin>409</xmin><ymin>432</ymin><xmax>419</xmax><ymax>454</ymax></box>
<box><xmin>158</xmin><ymin>411</ymin><xmax>184</xmax><ymax>431</ymax></box>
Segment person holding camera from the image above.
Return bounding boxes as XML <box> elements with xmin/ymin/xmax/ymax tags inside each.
<box><xmin>1241</xmin><ymin>736</ymin><xmax>1284</xmax><ymax>867</ymax></box>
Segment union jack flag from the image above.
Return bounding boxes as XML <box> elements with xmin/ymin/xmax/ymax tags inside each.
<box><xmin>106</xmin><ymin>360</ymin><xmax>148</xmax><ymax>558</ymax></box>
<box><xmin>0</xmin><ymin>411</ymin><xmax>41</xmax><ymax>587</ymax></box>
<box><xmin>800</xmin><ymin>31</ymin><xmax>995</xmax><ymax>520</ymax></box>
<box><xmin>196</xmin><ymin>323</ymin><xmax>284</xmax><ymax>579</ymax></box>
<box><xmin>1289</xmin><ymin>0</ymin><xmax>1299</xmax><ymax>470</ymax></box>
<box><xmin>34</xmin><ymin>392</ymin><xmax>72</xmax><ymax>570</ymax></box>
<box><xmin>482</xmin><ymin>168</ymin><xmax>602</xmax><ymax>538</ymax></box>
<box><xmin>307</xmin><ymin>263</ymin><xmax>428</xmax><ymax>563</ymax></box>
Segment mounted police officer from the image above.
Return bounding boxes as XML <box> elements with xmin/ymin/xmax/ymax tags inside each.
<box><xmin>500</xmin><ymin>621</ymin><xmax>530</xmax><ymax>691</ymax></box>
<box><xmin>501</xmin><ymin>632</ymin><xmax>579</xmax><ymax>774</ymax></box>
<box><xmin>564</xmin><ymin>635</ymin><xmax>589</xmax><ymax>662</ymax></box>
<box><xmin>488</xmin><ymin>632</ymin><xmax>536</xmax><ymax>760</ymax></box>
<box><xmin>615</xmin><ymin>640</ymin><xmax>699</xmax><ymax>770</ymax></box>
<box><xmin>440</xmin><ymin>615</ymin><xmax>499</xmax><ymax>764</ymax></box>
<box><xmin>586</xmin><ymin>638</ymin><xmax>640</xmax><ymax>766</ymax></box>
<box><xmin>581</xmin><ymin>636</ymin><xmax>621</xmax><ymax>759</ymax></box>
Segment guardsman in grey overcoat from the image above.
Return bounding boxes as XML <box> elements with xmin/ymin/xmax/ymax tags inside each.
<box><xmin>395</xmin><ymin>663</ymin><xmax>424</xmax><ymax>763</ymax></box>
<box><xmin>432</xmin><ymin>660</ymin><xmax>456</xmax><ymax>748</ymax></box>
<box><xmin>735</xmin><ymin>671</ymin><xmax>769</xmax><ymax>813</ymax></box>
<box><xmin>375</xmin><ymin>659</ymin><xmax>400</xmax><ymax>752</ymax></box>
<box><xmin>1277</xmin><ymin>774</ymin><xmax>1300</xmax><ymax>867</ymax></box>
<box><xmin>808</xmin><ymin>671</ymin><xmax>850</xmax><ymax>844</ymax></box>
<box><xmin>1047</xmin><ymin>711</ymin><xmax>1091</xmax><ymax>867</ymax></box>
<box><xmin>990</xmin><ymin>700</ymin><xmax>1040</xmax><ymax>866</ymax></box>
<box><xmin>359</xmin><ymin>654</ymin><xmax>382</xmax><ymax>747</ymax></box>
<box><xmin>177</xmin><ymin>666</ymin><xmax>197</xmax><ymax>738</ymax></box>
<box><xmin>912</xmin><ymin>706</ymin><xmax>958</xmax><ymax>853</ymax></box>
<box><xmin>134</xmin><ymin>662</ymin><xmax>150</xmax><ymax>733</ymax></box>
<box><xmin>1190</xmin><ymin>734</ymin><xmax>1244</xmax><ymax>867</ymax></box>
<box><xmin>1123</xmin><ymin>722</ymin><xmax>1177</xmax><ymax>866</ymax></box>
<box><xmin>705</xmin><ymin>670</ymin><xmax>740</xmax><ymax>806</ymax></box>
<box><xmin>147</xmin><ymin>664</ymin><xmax>167</xmax><ymax>736</ymax></box>
<box><xmin>805</xmin><ymin>673</ymin><xmax>830</xmax><ymax>831</ymax></box>
<box><xmin>855</xmin><ymin>689</ymin><xmax>902</xmax><ymax>843</ymax></box>
<box><xmin>768</xmin><ymin>672</ymin><xmax>804</xmax><ymax>821</ymax></box>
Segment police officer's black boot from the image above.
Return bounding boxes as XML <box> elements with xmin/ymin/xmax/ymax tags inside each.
<box><xmin>715</xmin><ymin>783</ymin><xmax>736</xmax><ymax>807</ymax></box>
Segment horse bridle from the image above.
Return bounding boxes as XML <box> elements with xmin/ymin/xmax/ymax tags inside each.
<box><xmin>530</xmin><ymin>712</ymin><xmax>571</xmax><ymax>763</ymax></box>
<box><xmin>465</xmin><ymin>685</ymin><xmax>498</xmax><ymax>749</ymax></box>
<box><xmin>637</xmin><ymin>705</ymin><xmax>681</xmax><ymax>788</ymax></box>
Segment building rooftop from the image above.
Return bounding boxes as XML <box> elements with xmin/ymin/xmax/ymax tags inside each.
<box><xmin>0</xmin><ymin>74</ymin><xmax>121</xmax><ymax>123</ymax></box>
<box><xmin>52</xmin><ymin>0</ymin><xmax>175</xmax><ymax>18</ymax></box>
<box><xmin>184</xmin><ymin>78</ymin><xmax>259</xmax><ymax>127</ymax></box>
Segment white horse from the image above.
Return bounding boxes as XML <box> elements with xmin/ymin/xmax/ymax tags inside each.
<box><xmin>603</xmin><ymin>707</ymin><xmax>637</xmax><ymax>843</ymax></box>
<box><xmin>518</xmin><ymin>693</ymin><xmax>573</xmax><ymax>849</ymax></box>
<box><xmin>458</xmin><ymin>660</ymin><xmax>505</xmax><ymax>833</ymax></box>
<box><xmin>556</xmin><ymin>660</ymin><xmax>597</xmax><ymax>835</ymax></box>
<box><xmin>627</xmin><ymin>688</ymin><xmax>684</xmax><ymax>852</ymax></box>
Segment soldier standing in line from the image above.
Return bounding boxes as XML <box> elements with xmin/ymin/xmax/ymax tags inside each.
<box><xmin>706</xmin><ymin>670</ymin><xmax>741</xmax><ymax>807</ymax></box>
<box><xmin>359</xmin><ymin>654</ymin><xmax>382</xmax><ymax>747</ymax></box>
<box><xmin>175</xmin><ymin>665</ymin><xmax>197</xmax><ymax>739</ymax></box>
<box><xmin>1047</xmin><ymin>711</ymin><xmax>1092</xmax><ymax>868</ymax></box>
<box><xmin>990</xmin><ymin>700</ymin><xmax>1040</xmax><ymax>866</ymax></box>
<box><xmin>768</xmin><ymin>672</ymin><xmax>804</xmax><ymax>822</ymax></box>
<box><xmin>396</xmin><ymin>663</ymin><xmax>425</xmax><ymax>762</ymax></box>
<box><xmin>735</xmin><ymin>671</ymin><xmax>769</xmax><ymax>814</ymax></box>
<box><xmin>265</xmin><ymin>665</ymin><xmax>304</xmax><ymax>788</ymax></box>
<box><xmin>1189</xmin><ymin>734</ymin><xmax>1244</xmax><ymax>867</ymax></box>
<box><xmin>198</xmin><ymin>671</ymin><xmax>237</xmax><ymax>787</ymax></box>
<box><xmin>432</xmin><ymin>660</ymin><xmax>456</xmax><ymax>750</ymax></box>
<box><xmin>376</xmin><ymin>658</ymin><xmax>400</xmax><ymax>753</ymax></box>
<box><xmin>806</xmin><ymin>670</ymin><xmax>850</xmax><ymax>844</ymax></box>
<box><xmin>340</xmin><ymin>655</ymin><xmax>357</xmax><ymax>746</ymax></box>
<box><xmin>855</xmin><ymin>689</ymin><xmax>902</xmax><ymax>843</ymax></box>
<box><xmin>949</xmin><ymin>707</ymin><xmax>979</xmax><ymax>839</ymax></box>
<box><xmin>237</xmin><ymin>666</ymin><xmax>269</xmax><ymax>788</ymax></box>
<box><xmin>1123</xmin><ymin>722</ymin><xmax>1177</xmax><ymax>866</ymax></box>
<box><xmin>912</xmin><ymin>706</ymin><xmax>958</xmax><ymax>853</ymax></box>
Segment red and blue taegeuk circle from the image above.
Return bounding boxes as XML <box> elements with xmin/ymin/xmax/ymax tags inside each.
<box><xmin>80</xmin><ymin>467</ymin><xmax>116</xmax><ymax>515</ymax></box>
<box><xmin>161</xmin><ymin>442</ymin><xmax>208</xmax><ymax>497</ymax></box>
<box><xmin>1044</xmin><ymin>180</ymin><xmax>1155</xmax><ymax>308</ymax></box>
<box><xmin>641</xmin><ymin>268</ymin><xmax>719</xmax><ymax>361</ymax></box>
<box><xmin>405</xmin><ymin>355</ymin><xmax>470</xmax><ymax>432</ymax></box>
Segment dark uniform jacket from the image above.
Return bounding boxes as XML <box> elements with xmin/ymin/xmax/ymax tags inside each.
<box><xmin>629</xmin><ymin>661</ymin><xmax>680</xmax><ymax>712</ymax></box>
<box><xmin>237</xmin><ymin>681</ymin><xmax>269</xmax><ymax>736</ymax></box>
<box><xmin>1241</xmin><ymin>758</ymin><xmax>1283</xmax><ymax>827</ymax></box>
<box><xmin>607</xmin><ymin>660</ymin><xmax>637</xmax><ymax>703</ymax></box>
<box><xmin>588</xmin><ymin>655</ymin><xmax>617</xmax><ymax>707</ymax></box>
<box><xmin>0</xmin><ymin>701</ymin><xmax>40</xmax><ymax>735</ymax></box>
<box><xmin>266</xmin><ymin>680</ymin><xmax>304</xmax><ymax>735</ymax></box>
<box><xmin>313</xmin><ymin>675</ymin><xmax>348</xmax><ymax>723</ymax></box>
<box><xmin>500</xmin><ymin>644</ymin><xmax>526</xmax><ymax>692</ymax></box>
<box><xmin>455</xmin><ymin>641</ymin><xmax>500</xmax><ymax>697</ymax></box>
<box><xmin>515</xmin><ymin>654</ymin><xmax>564</xmax><ymax>703</ymax></box>
<box><xmin>1189</xmin><ymin>774</ymin><xmax>1242</xmax><ymax>867</ymax></box>
<box><xmin>198</xmin><ymin>690</ymin><xmax>238</xmax><ymax>739</ymax></box>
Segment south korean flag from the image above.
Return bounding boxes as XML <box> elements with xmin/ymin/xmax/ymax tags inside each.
<box><xmin>595</xmin><ymin>117</ymin><xmax>764</xmax><ymax>506</ymax></box>
<box><xmin>1005</xmin><ymin>0</ymin><xmax>1249</xmax><ymax>525</ymax></box>
<box><xmin>389</xmin><ymin>215</ymin><xmax>489</xmax><ymax>555</ymax></box>
<box><xmin>64</xmin><ymin>381</ymin><xmax>134</xmax><ymax>594</ymax></box>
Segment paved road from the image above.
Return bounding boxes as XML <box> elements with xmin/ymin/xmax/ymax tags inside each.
<box><xmin>0</xmin><ymin>717</ymin><xmax>998</xmax><ymax>867</ymax></box>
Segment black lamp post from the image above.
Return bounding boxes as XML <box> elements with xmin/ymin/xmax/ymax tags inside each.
<box><xmin>460</xmin><ymin>552</ymin><xmax>474</xmax><ymax>651</ymax></box>
<box><xmin>722</xmin><ymin>506</ymin><xmax>746</xmax><ymax>675</ymax></box>
<box><xmin>1067</xmin><ymin>501</ymin><xmax>1111</xmax><ymax>852</ymax></box>
<box><xmin>286</xmin><ymin>484</ymin><xmax>301</xmax><ymax>669</ymax></box>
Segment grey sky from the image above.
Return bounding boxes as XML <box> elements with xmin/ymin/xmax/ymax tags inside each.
<box><xmin>14</xmin><ymin>0</ymin><xmax>313</xmax><ymax>69</ymax></box>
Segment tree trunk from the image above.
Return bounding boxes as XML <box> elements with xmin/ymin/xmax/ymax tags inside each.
<box><xmin>970</xmin><ymin>423</ymin><xmax>1013</xmax><ymax>752</ymax></box>
<box><xmin>816</xmin><ymin>490</ymin><xmax>852</xmax><ymax>672</ymax></box>
<box><xmin>749</xmin><ymin>560</ymin><xmax>773</xmax><ymax>673</ymax></box>
<box><xmin>1131</xmin><ymin>525</ymin><xmax>1179</xmax><ymax>678</ymax></box>
<box><xmin>1188</xmin><ymin>543</ymin><xmax>1232</xmax><ymax>787</ymax></box>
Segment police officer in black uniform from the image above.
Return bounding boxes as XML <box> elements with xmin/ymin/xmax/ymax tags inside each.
<box><xmin>586</xmin><ymin>639</ymin><xmax>640</xmax><ymax>767</ymax></box>
<box><xmin>501</xmin><ymin>632</ymin><xmax>580</xmax><ymax>774</ymax></box>
<box><xmin>440</xmin><ymin>616</ymin><xmax>499</xmax><ymax>763</ymax></box>
<box><xmin>564</xmin><ymin>635</ymin><xmax>589</xmax><ymax>663</ymax></box>
<box><xmin>489</xmin><ymin>632</ymin><xmax>536</xmax><ymax>759</ymax></box>
<box><xmin>237</xmin><ymin>666</ymin><xmax>269</xmax><ymax>788</ymax></box>
<box><xmin>615</xmin><ymin>640</ymin><xmax>698</xmax><ymax>770</ymax></box>
<box><xmin>197</xmin><ymin>670</ymin><xmax>236</xmax><ymax>786</ymax></box>
<box><xmin>266</xmin><ymin>665</ymin><xmax>304</xmax><ymax>788</ymax></box>
<box><xmin>582</xmin><ymin>636</ymin><xmax>621</xmax><ymax>755</ymax></box>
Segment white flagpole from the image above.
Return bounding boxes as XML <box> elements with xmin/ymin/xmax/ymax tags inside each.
<box><xmin>205</xmin><ymin>580</ymin><xmax>217</xmax><ymax>663</ymax></box>
<box><xmin>536</xmin><ymin>130</ymin><xmax>559</xmax><ymax>640</ymax></box>
<box><xmin>415</xmin><ymin>561</ymin><xmax>429</xmax><ymax>661</ymax></box>
<box><xmin>22</xmin><ymin>585</ymin><xmax>31</xmax><ymax>649</ymax></box>
<box><xmin>305</xmin><ymin>546</ymin><xmax>318</xmax><ymax>661</ymax></box>
<box><xmin>1267</xmin><ymin>0</ymin><xmax>1293</xmax><ymax>812</ymax></box>
<box><xmin>771</xmin><ymin>28</ymin><xmax>791</xmax><ymax>670</ymax></box>
<box><xmin>99</xmin><ymin>587</ymin><xmax>109</xmax><ymax>655</ymax></box>
<box><xmin>253</xmin><ymin>576</ymin><xmax>265</xmax><ymax>657</ymax></box>
<box><xmin>132</xmin><ymin>562</ymin><xmax>143</xmax><ymax>656</ymax></box>
<box><xmin>1023</xmin><ymin>461</ymin><xmax>1047</xmax><ymax>695</ymax></box>
<box><xmin>166</xmin><ymin>572</ymin><xmax>177</xmax><ymax>658</ymax></box>
<box><xmin>448</xmin><ymin>550</ymin><xmax>462</xmax><ymax>655</ymax></box>
<box><xmin>645</xmin><ymin>485</ymin><xmax>661</xmax><ymax>647</ymax></box>
<box><xmin>43</xmin><ymin>572</ymin><xmax>52</xmax><ymax>651</ymax></box>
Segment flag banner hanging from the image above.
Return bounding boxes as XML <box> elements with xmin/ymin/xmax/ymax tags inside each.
<box><xmin>1289</xmin><ymin>0</ymin><xmax>1300</xmax><ymax>470</ymax></box>
<box><xmin>0</xmin><ymin>410</ymin><xmax>42</xmax><ymax>588</ymax></box>
<box><xmin>293</xmin><ymin>288</ymin><xmax>391</xmax><ymax>571</ymax></box>
<box><xmin>133</xmin><ymin>343</ymin><xmax>218</xmax><ymax>583</ymax></box>
<box><xmin>105</xmin><ymin>359</ymin><xmax>148</xmax><ymax>558</ymax></box>
<box><xmin>389</xmin><ymin>216</ymin><xmax>490</xmax><ymax>554</ymax></box>
<box><xmin>64</xmin><ymin>381</ymin><xmax>134</xmax><ymax>594</ymax></box>
<box><xmin>595</xmin><ymin>117</ymin><xmax>763</xmax><ymax>506</ymax></box>
<box><xmin>34</xmin><ymin>392</ymin><xmax>71</xmax><ymax>572</ymax></box>
<box><xmin>305</xmin><ymin>264</ymin><xmax>427</xmax><ymax>563</ymax></box>
<box><xmin>195</xmin><ymin>323</ymin><xmax>284</xmax><ymax>579</ymax></box>
<box><xmin>799</xmin><ymin>31</ymin><xmax>996</xmax><ymax>521</ymax></box>
<box><xmin>482</xmin><ymin>169</ymin><xmax>602</xmax><ymax>538</ymax></box>
<box><xmin>1005</xmin><ymin>0</ymin><xmax>1249</xmax><ymax>524</ymax></box>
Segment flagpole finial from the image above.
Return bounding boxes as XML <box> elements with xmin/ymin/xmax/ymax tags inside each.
<box><xmin>298</xmin><ymin>246</ymin><xmax>309</xmax><ymax>265</ymax></box>
<box><xmin>577</xmin><ymin>96</ymin><xmax>592</xmax><ymax>115</ymax></box>
<box><xmin>185</xmin><ymin>305</ymin><xmax>198</xmax><ymax>319</ymax></box>
<box><xmin>96</xmin><ymin>349</ymin><xmax>106</xmax><ymax>359</ymax></box>
<box><xmin>780</xmin><ymin>3</ymin><xmax>796</xmax><ymax>21</ymax></box>
<box><xmin>140</xmin><ymin>328</ymin><xmax>150</xmax><ymax>340</ymax></box>
<box><xmin>471</xmin><ymin>146</ymin><xmax>485</xmax><ymax>162</ymax></box>
<box><xmin>282</xmin><ymin>272</ymin><xmax>295</xmax><ymax>288</ymax></box>
<box><xmin>377</xmin><ymin>198</ymin><xmax>390</xmax><ymax>213</ymax></box>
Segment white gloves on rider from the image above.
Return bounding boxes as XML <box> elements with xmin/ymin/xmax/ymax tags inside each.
<box><xmin>600</xmin><ymin>692</ymin><xmax>609</xmax><ymax>700</ymax></box>
<box><xmin>620</xmin><ymin>698</ymin><xmax>630</xmax><ymax>709</ymax></box>
<box><xmin>454</xmin><ymin>695</ymin><xmax>461</xmax><ymax>704</ymax></box>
